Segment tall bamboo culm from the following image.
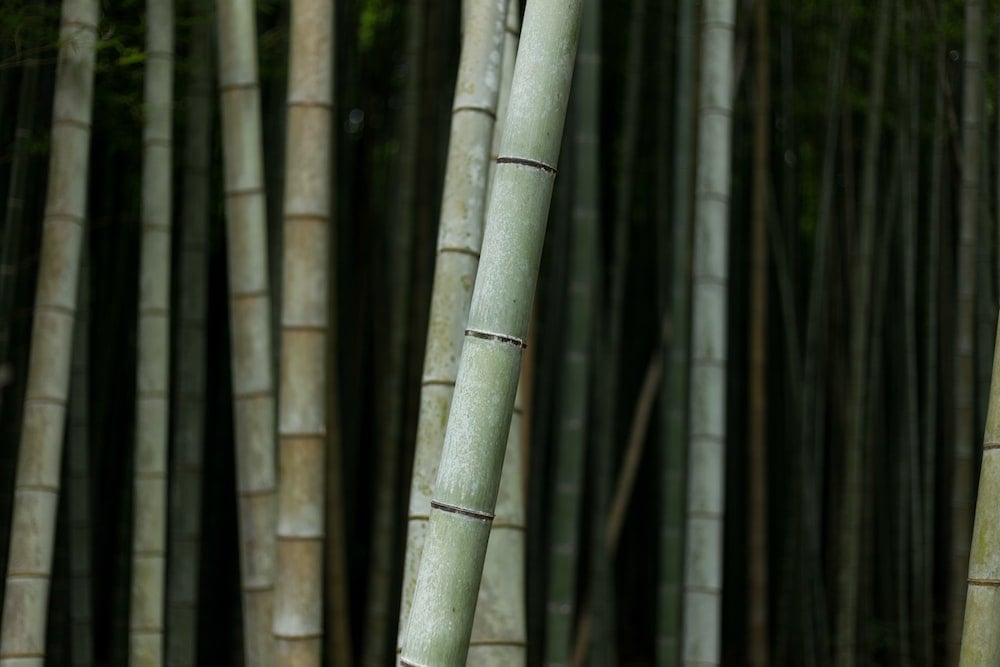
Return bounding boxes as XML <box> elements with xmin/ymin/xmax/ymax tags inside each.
<box><xmin>959</xmin><ymin>322</ymin><xmax>1000</xmax><ymax>664</ymax></box>
<box><xmin>216</xmin><ymin>0</ymin><xmax>277</xmax><ymax>663</ymax></box>
<box><xmin>274</xmin><ymin>0</ymin><xmax>333</xmax><ymax>663</ymax></box>
<box><xmin>658</xmin><ymin>0</ymin><xmax>695</xmax><ymax>663</ymax></box>
<box><xmin>166</xmin><ymin>10</ymin><xmax>212</xmax><ymax>666</ymax></box>
<box><xmin>130</xmin><ymin>0</ymin><xmax>174</xmax><ymax>662</ymax></box>
<box><xmin>68</xmin><ymin>256</ymin><xmax>93</xmax><ymax>666</ymax></box>
<box><xmin>396</xmin><ymin>1</ymin><xmax>509</xmax><ymax>661</ymax></box>
<box><xmin>948</xmin><ymin>1</ymin><xmax>981</xmax><ymax>662</ymax></box>
<box><xmin>682</xmin><ymin>1</ymin><xmax>735</xmax><ymax>665</ymax></box>
<box><xmin>401</xmin><ymin>0</ymin><xmax>583</xmax><ymax>662</ymax></box>
<box><xmin>543</xmin><ymin>0</ymin><xmax>598</xmax><ymax>663</ymax></box>
<box><xmin>0</xmin><ymin>0</ymin><xmax>99</xmax><ymax>662</ymax></box>
<box><xmin>469</xmin><ymin>2</ymin><xmax>527</xmax><ymax>664</ymax></box>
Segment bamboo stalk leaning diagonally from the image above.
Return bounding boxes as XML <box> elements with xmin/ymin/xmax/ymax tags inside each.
<box><xmin>469</xmin><ymin>2</ymin><xmax>527</xmax><ymax>665</ymax></box>
<box><xmin>274</xmin><ymin>0</ymin><xmax>334</xmax><ymax>663</ymax></box>
<box><xmin>216</xmin><ymin>0</ymin><xmax>278</xmax><ymax>663</ymax></box>
<box><xmin>0</xmin><ymin>0</ymin><xmax>99</xmax><ymax>663</ymax></box>
<box><xmin>130</xmin><ymin>0</ymin><xmax>174</xmax><ymax>662</ymax></box>
<box><xmin>166</xmin><ymin>9</ymin><xmax>212</xmax><ymax>667</ymax></box>
<box><xmin>959</xmin><ymin>320</ymin><xmax>1000</xmax><ymax>665</ymax></box>
<box><xmin>682</xmin><ymin>1</ymin><xmax>736</xmax><ymax>665</ymax></box>
<box><xmin>400</xmin><ymin>0</ymin><xmax>584</xmax><ymax>663</ymax></box>
<box><xmin>396</xmin><ymin>1</ymin><xmax>509</xmax><ymax>662</ymax></box>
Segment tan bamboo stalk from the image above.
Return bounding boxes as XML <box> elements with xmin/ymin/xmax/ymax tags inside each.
<box><xmin>216</xmin><ymin>0</ymin><xmax>277</xmax><ymax>663</ymax></box>
<box><xmin>273</xmin><ymin>0</ymin><xmax>334</xmax><ymax>663</ymax></box>
<box><xmin>0</xmin><ymin>0</ymin><xmax>99</xmax><ymax>662</ymax></box>
<box><xmin>396</xmin><ymin>1</ymin><xmax>509</xmax><ymax>661</ymax></box>
<box><xmin>131</xmin><ymin>0</ymin><xmax>174</xmax><ymax>663</ymax></box>
<box><xmin>165</xmin><ymin>10</ymin><xmax>212</xmax><ymax>666</ymax></box>
<box><xmin>959</xmin><ymin>320</ymin><xmax>1000</xmax><ymax>664</ymax></box>
<box><xmin>682</xmin><ymin>1</ymin><xmax>736</xmax><ymax>664</ymax></box>
<box><xmin>68</xmin><ymin>256</ymin><xmax>93</xmax><ymax>666</ymax></box>
<box><xmin>948</xmin><ymin>1</ymin><xmax>982</xmax><ymax>661</ymax></box>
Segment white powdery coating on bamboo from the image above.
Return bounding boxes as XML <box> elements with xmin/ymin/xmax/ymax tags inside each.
<box><xmin>682</xmin><ymin>1</ymin><xmax>734</xmax><ymax>666</ymax></box>
<box><xmin>397</xmin><ymin>1</ymin><xmax>509</xmax><ymax>661</ymax></box>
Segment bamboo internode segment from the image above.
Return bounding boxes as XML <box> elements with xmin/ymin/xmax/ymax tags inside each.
<box><xmin>0</xmin><ymin>0</ymin><xmax>98</xmax><ymax>663</ymax></box>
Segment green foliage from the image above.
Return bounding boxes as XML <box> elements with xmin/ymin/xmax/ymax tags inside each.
<box><xmin>359</xmin><ymin>0</ymin><xmax>394</xmax><ymax>54</ymax></box>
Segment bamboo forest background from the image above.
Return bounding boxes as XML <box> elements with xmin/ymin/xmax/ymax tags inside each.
<box><xmin>1</xmin><ymin>0</ymin><xmax>999</xmax><ymax>665</ymax></box>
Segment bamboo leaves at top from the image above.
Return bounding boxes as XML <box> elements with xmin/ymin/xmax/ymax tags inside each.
<box><xmin>400</xmin><ymin>0</ymin><xmax>583</xmax><ymax>663</ymax></box>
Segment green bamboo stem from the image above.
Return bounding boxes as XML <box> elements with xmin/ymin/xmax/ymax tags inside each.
<box><xmin>959</xmin><ymin>322</ymin><xmax>1000</xmax><ymax>664</ymax></box>
<box><xmin>274</xmin><ymin>0</ymin><xmax>334</xmax><ymax>663</ymax></box>
<box><xmin>396</xmin><ymin>1</ymin><xmax>509</xmax><ymax>661</ymax></box>
<box><xmin>401</xmin><ymin>0</ymin><xmax>583</xmax><ymax>662</ymax></box>
<box><xmin>948</xmin><ymin>1</ymin><xmax>982</xmax><ymax>662</ymax></box>
<box><xmin>682</xmin><ymin>1</ymin><xmax>736</xmax><ymax>664</ymax></box>
<box><xmin>216</xmin><ymin>0</ymin><xmax>277</xmax><ymax>662</ymax></box>
<box><xmin>130</xmin><ymin>0</ymin><xmax>175</xmax><ymax>662</ymax></box>
<box><xmin>68</xmin><ymin>255</ymin><xmax>93</xmax><ymax>666</ymax></box>
<box><xmin>658</xmin><ymin>0</ymin><xmax>694</xmax><ymax>661</ymax></box>
<box><xmin>166</xmin><ymin>11</ymin><xmax>212</xmax><ymax>667</ymax></box>
<box><xmin>0</xmin><ymin>0</ymin><xmax>99</xmax><ymax>662</ymax></box>
<box><xmin>543</xmin><ymin>0</ymin><xmax>598</xmax><ymax>663</ymax></box>
<box><xmin>468</xmin><ymin>3</ymin><xmax>527</xmax><ymax>664</ymax></box>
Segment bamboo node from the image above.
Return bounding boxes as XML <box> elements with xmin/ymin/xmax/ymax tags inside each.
<box><xmin>465</xmin><ymin>327</ymin><xmax>527</xmax><ymax>349</ymax></box>
<box><xmin>430</xmin><ymin>499</ymin><xmax>494</xmax><ymax>523</ymax></box>
<box><xmin>496</xmin><ymin>155</ymin><xmax>557</xmax><ymax>174</ymax></box>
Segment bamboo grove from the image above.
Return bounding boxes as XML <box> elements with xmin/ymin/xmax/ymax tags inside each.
<box><xmin>4</xmin><ymin>0</ymin><xmax>1000</xmax><ymax>665</ymax></box>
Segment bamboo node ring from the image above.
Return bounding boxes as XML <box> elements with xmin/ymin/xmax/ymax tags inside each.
<box><xmin>465</xmin><ymin>327</ymin><xmax>527</xmax><ymax>349</ymax></box>
<box><xmin>431</xmin><ymin>499</ymin><xmax>495</xmax><ymax>523</ymax></box>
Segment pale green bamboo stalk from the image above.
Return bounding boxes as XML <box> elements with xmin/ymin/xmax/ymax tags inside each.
<box><xmin>659</xmin><ymin>0</ymin><xmax>695</xmax><ymax>662</ymax></box>
<box><xmin>400</xmin><ymin>0</ymin><xmax>583</xmax><ymax>662</ymax></box>
<box><xmin>216</xmin><ymin>0</ymin><xmax>277</xmax><ymax>662</ymax></box>
<box><xmin>166</xmin><ymin>11</ymin><xmax>212</xmax><ymax>667</ymax></box>
<box><xmin>68</xmin><ymin>255</ymin><xmax>93</xmax><ymax>667</ymax></box>
<box><xmin>396</xmin><ymin>2</ymin><xmax>509</xmax><ymax>661</ymax></box>
<box><xmin>274</xmin><ymin>0</ymin><xmax>334</xmax><ymax>664</ymax></box>
<box><xmin>0</xmin><ymin>0</ymin><xmax>99</xmax><ymax>662</ymax></box>
<box><xmin>681</xmin><ymin>1</ymin><xmax>736</xmax><ymax>664</ymax></box>
<box><xmin>544</xmin><ymin>0</ymin><xmax>598</xmax><ymax>663</ymax></box>
<box><xmin>130</xmin><ymin>0</ymin><xmax>174</xmax><ymax>662</ymax></box>
<box><xmin>959</xmin><ymin>321</ymin><xmax>1000</xmax><ymax>664</ymax></box>
<box><xmin>469</xmin><ymin>3</ymin><xmax>526</xmax><ymax>664</ymax></box>
<box><xmin>948</xmin><ymin>2</ymin><xmax>982</xmax><ymax>662</ymax></box>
